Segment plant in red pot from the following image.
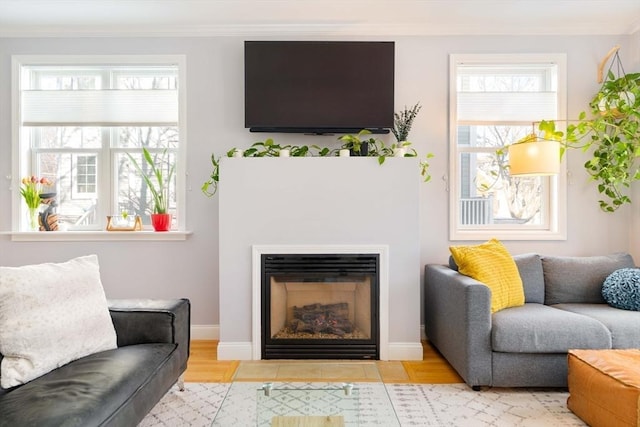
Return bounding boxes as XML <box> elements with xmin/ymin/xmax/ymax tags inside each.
<box><xmin>127</xmin><ymin>147</ymin><xmax>175</xmax><ymax>231</ymax></box>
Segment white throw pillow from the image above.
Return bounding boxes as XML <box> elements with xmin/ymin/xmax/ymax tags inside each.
<box><xmin>0</xmin><ymin>255</ymin><xmax>117</xmax><ymax>388</ymax></box>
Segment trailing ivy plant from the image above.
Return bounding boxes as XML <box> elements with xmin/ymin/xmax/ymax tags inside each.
<box><xmin>201</xmin><ymin>139</ymin><xmax>333</xmax><ymax>196</ymax></box>
<box><xmin>338</xmin><ymin>130</ymin><xmax>432</xmax><ymax>181</ymax></box>
<box><xmin>201</xmin><ymin>134</ymin><xmax>432</xmax><ymax>197</ymax></box>
<box><xmin>510</xmin><ymin>70</ymin><xmax>640</xmax><ymax>212</ymax></box>
<box><xmin>203</xmin><ymin>103</ymin><xmax>433</xmax><ymax>196</ymax></box>
<box><xmin>566</xmin><ymin>70</ymin><xmax>640</xmax><ymax>212</ymax></box>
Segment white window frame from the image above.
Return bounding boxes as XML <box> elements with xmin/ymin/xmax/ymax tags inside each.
<box><xmin>449</xmin><ymin>53</ymin><xmax>568</xmax><ymax>241</ymax></box>
<box><xmin>72</xmin><ymin>153</ymin><xmax>98</xmax><ymax>199</ymax></box>
<box><xmin>11</xmin><ymin>55</ymin><xmax>188</xmax><ymax>237</ymax></box>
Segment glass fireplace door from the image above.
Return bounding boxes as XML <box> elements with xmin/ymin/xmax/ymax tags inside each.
<box><xmin>261</xmin><ymin>254</ymin><xmax>379</xmax><ymax>359</ymax></box>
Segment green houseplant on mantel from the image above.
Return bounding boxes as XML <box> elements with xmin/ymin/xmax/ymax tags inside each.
<box><xmin>392</xmin><ymin>102</ymin><xmax>422</xmax><ymax>147</ymax></box>
<box><xmin>201</xmin><ymin>104</ymin><xmax>432</xmax><ymax>197</ymax></box>
<box><xmin>127</xmin><ymin>147</ymin><xmax>175</xmax><ymax>231</ymax></box>
<box><xmin>201</xmin><ymin>135</ymin><xmax>432</xmax><ymax>197</ymax></box>
<box><xmin>201</xmin><ymin>139</ymin><xmax>331</xmax><ymax>197</ymax></box>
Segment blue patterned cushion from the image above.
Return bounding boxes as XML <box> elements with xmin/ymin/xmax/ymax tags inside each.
<box><xmin>602</xmin><ymin>268</ymin><xmax>640</xmax><ymax>311</ymax></box>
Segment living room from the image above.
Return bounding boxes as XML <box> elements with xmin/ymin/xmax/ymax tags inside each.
<box><xmin>0</xmin><ymin>1</ymin><xmax>639</xmax><ymax>425</ymax></box>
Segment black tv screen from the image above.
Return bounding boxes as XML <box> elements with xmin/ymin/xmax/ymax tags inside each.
<box><xmin>244</xmin><ymin>41</ymin><xmax>394</xmax><ymax>134</ymax></box>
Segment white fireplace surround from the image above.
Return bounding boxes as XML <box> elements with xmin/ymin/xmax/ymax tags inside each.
<box><xmin>217</xmin><ymin>157</ymin><xmax>423</xmax><ymax>361</ymax></box>
<box><xmin>251</xmin><ymin>244</ymin><xmax>389</xmax><ymax>360</ymax></box>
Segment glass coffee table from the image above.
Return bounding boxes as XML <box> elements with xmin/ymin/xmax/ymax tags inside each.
<box><xmin>212</xmin><ymin>382</ymin><xmax>400</xmax><ymax>426</ymax></box>
<box><xmin>257</xmin><ymin>382</ymin><xmax>357</xmax><ymax>426</ymax></box>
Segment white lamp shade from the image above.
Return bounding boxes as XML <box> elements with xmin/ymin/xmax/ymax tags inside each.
<box><xmin>508</xmin><ymin>139</ymin><xmax>560</xmax><ymax>176</ymax></box>
<box><xmin>22</xmin><ymin>89</ymin><xmax>178</xmax><ymax>126</ymax></box>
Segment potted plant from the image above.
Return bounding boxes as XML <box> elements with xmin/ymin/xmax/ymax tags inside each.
<box><xmin>127</xmin><ymin>147</ymin><xmax>175</xmax><ymax>231</ymax></box>
<box><xmin>201</xmin><ymin>140</ymin><xmax>334</xmax><ymax>196</ymax></box>
<box><xmin>19</xmin><ymin>175</ymin><xmax>53</xmax><ymax>231</ymax></box>
<box><xmin>201</xmin><ymin>120</ymin><xmax>434</xmax><ymax>198</ymax></box>
<box><xmin>391</xmin><ymin>102</ymin><xmax>422</xmax><ymax>155</ymax></box>
<box><xmin>567</xmin><ymin>69</ymin><xmax>640</xmax><ymax>212</ymax></box>
<box><xmin>517</xmin><ymin>69</ymin><xmax>640</xmax><ymax>212</ymax></box>
<box><xmin>338</xmin><ymin>129</ymin><xmax>375</xmax><ymax>156</ymax></box>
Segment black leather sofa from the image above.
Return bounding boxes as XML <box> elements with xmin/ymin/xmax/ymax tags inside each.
<box><xmin>0</xmin><ymin>299</ymin><xmax>190</xmax><ymax>427</ymax></box>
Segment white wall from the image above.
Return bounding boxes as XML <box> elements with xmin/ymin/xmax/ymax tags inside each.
<box><xmin>0</xmin><ymin>34</ymin><xmax>636</xmax><ymax>331</ymax></box>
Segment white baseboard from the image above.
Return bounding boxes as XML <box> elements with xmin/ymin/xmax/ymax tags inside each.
<box><xmin>217</xmin><ymin>341</ymin><xmax>253</xmax><ymax>360</ymax></box>
<box><xmin>190</xmin><ymin>324</ymin><xmax>219</xmax><ymax>340</ymax></box>
<box><xmin>197</xmin><ymin>324</ymin><xmax>426</xmax><ymax>361</ymax></box>
<box><xmin>387</xmin><ymin>342</ymin><xmax>424</xmax><ymax>361</ymax></box>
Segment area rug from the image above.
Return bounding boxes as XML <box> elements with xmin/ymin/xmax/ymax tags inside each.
<box><xmin>140</xmin><ymin>382</ymin><xmax>586</xmax><ymax>426</ymax></box>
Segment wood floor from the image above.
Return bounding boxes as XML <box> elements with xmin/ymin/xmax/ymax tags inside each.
<box><xmin>184</xmin><ymin>340</ymin><xmax>463</xmax><ymax>384</ymax></box>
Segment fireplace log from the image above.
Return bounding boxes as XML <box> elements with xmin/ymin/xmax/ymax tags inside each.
<box><xmin>290</xmin><ymin>302</ymin><xmax>353</xmax><ymax>336</ymax></box>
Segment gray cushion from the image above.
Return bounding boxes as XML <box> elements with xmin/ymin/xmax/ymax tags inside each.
<box><xmin>514</xmin><ymin>253</ymin><xmax>544</xmax><ymax>304</ymax></box>
<box><xmin>553</xmin><ymin>303</ymin><xmax>640</xmax><ymax>349</ymax></box>
<box><xmin>492</xmin><ymin>303</ymin><xmax>611</xmax><ymax>353</ymax></box>
<box><xmin>602</xmin><ymin>268</ymin><xmax>640</xmax><ymax>311</ymax></box>
<box><xmin>449</xmin><ymin>253</ymin><xmax>544</xmax><ymax>304</ymax></box>
<box><xmin>542</xmin><ymin>253</ymin><xmax>635</xmax><ymax>305</ymax></box>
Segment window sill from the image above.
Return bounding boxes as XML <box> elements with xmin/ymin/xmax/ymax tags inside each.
<box><xmin>4</xmin><ymin>230</ymin><xmax>192</xmax><ymax>242</ymax></box>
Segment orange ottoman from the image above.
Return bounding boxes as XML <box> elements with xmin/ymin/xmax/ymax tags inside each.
<box><xmin>567</xmin><ymin>349</ymin><xmax>640</xmax><ymax>427</ymax></box>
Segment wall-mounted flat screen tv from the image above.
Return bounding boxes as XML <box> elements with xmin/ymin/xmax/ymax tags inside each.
<box><xmin>245</xmin><ymin>41</ymin><xmax>394</xmax><ymax>134</ymax></box>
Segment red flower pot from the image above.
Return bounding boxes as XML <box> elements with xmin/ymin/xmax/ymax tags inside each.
<box><xmin>150</xmin><ymin>213</ymin><xmax>172</xmax><ymax>232</ymax></box>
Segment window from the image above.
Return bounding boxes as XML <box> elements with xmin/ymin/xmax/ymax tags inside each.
<box><xmin>12</xmin><ymin>56</ymin><xmax>186</xmax><ymax>232</ymax></box>
<box><xmin>74</xmin><ymin>155</ymin><xmax>97</xmax><ymax>198</ymax></box>
<box><xmin>449</xmin><ymin>54</ymin><xmax>567</xmax><ymax>240</ymax></box>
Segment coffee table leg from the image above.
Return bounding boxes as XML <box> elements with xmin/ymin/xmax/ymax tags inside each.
<box><xmin>261</xmin><ymin>382</ymin><xmax>273</xmax><ymax>396</ymax></box>
<box><xmin>342</xmin><ymin>383</ymin><xmax>353</xmax><ymax>396</ymax></box>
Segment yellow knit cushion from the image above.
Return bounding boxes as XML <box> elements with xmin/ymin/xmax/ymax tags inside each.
<box><xmin>449</xmin><ymin>238</ymin><xmax>525</xmax><ymax>313</ymax></box>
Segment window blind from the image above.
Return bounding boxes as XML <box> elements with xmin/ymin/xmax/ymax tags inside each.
<box><xmin>22</xmin><ymin>89</ymin><xmax>178</xmax><ymax>126</ymax></box>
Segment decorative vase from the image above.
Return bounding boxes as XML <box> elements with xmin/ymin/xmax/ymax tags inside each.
<box><xmin>150</xmin><ymin>213</ymin><xmax>172</xmax><ymax>232</ymax></box>
<box><xmin>27</xmin><ymin>207</ymin><xmax>39</xmax><ymax>231</ymax></box>
<box><xmin>394</xmin><ymin>146</ymin><xmax>407</xmax><ymax>157</ymax></box>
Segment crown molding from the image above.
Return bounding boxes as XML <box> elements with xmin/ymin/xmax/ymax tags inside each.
<box><xmin>0</xmin><ymin>22</ymin><xmax>637</xmax><ymax>38</ymax></box>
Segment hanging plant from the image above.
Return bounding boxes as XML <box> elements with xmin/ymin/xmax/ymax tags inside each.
<box><xmin>510</xmin><ymin>50</ymin><xmax>640</xmax><ymax>213</ymax></box>
<box><xmin>564</xmin><ymin>52</ymin><xmax>640</xmax><ymax>212</ymax></box>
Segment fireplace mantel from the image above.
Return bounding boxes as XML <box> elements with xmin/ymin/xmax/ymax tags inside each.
<box><xmin>218</xmin><ymin>157</ymin><xmax>422</xmax><ymax>360</ymax></box>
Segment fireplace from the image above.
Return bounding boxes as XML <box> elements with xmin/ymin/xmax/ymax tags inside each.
<box><xmin>261</xmin><ymin>254</ymin><xmax>379</xmax><ymax>359</ymax></box>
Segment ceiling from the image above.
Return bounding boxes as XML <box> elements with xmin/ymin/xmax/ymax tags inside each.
<box><xmin>0</xmin><ymin>0</ymin><xmax>639</xmax><ymax>37</ymax></box>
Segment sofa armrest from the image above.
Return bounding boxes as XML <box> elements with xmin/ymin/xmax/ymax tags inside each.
<box><xmin>108</xmin><ymin>299</ymin><xmax>190</xmax><ymax>368</ymax></box>
<box><xmin>424</xmin><ymin>264</ymin><xmax>492</xmax><ymax>387</ymax></box>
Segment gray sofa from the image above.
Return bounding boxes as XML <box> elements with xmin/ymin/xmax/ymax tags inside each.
<box><xmin>0</xmin><ymin>299</ymin><xmax>190</xmax><ymax>427</ymax></box>
<box><xmin>424</xmin><ymin>253</ymin><xmax>640</xmax><ymax>389</ymax></box>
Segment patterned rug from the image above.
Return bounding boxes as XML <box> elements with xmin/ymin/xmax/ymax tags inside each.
<box><xmin>140</xmin><ymin>382</ymin><xmax>586</xmax><ymax>426</ymax></box>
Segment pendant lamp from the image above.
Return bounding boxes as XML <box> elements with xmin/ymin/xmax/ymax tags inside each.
<box><xmin>508</xmin><ymin>138</ymin><xmax>560</xmax><ymax>176</ymax></box>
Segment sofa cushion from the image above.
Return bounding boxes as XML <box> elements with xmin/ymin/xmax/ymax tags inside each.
<box><xmin>450</xmin><ymin>253</ymin><xmax>544</xmax><ymax>304</ymax></box>
<box><xmin>553</xmin><ymin>303</ymin><xmax>640</xmax><ymax>349</ymax></box>
<box><xmin>602</xmin><ymin>268</ymin><xmax>640</xmax><ymax>311</ymax></box>
<box><xmin>0</xmin><ymin>343</ymin><xmax>177</xmax><ymax>427</ymax></box>
<box><xmin>513</xmin><ymin>253</ymin><xmax>545</xmax><ymax>304</ymax></box>
<box><xmin>542</xmin><ymin>253</ymin><xmax>635</xmax><ymax>305</ymax></box>
<box><xmin>449</xmin><ymin>238</ymin><xmax>525</xmax><ymax>313</ymax></box>
<box><xmin>0</xmin><ymin>255</ymin><xmax>117</xmax><ymax>388</ymax></box>
<box><xmin>492</xmin><ymin>303</ymin><xmax>611</xmax><ymax>353</ymax></box>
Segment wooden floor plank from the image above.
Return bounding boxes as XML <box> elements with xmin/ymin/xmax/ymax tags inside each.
<box><xmin>184</xmin><ymin>340</ymin><xmax>463</xmax><ymax>384</ymax></box>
